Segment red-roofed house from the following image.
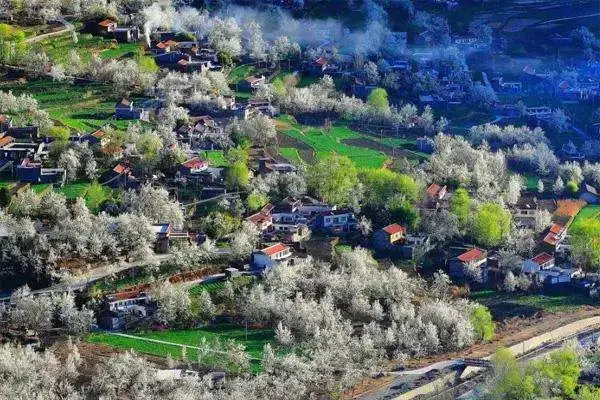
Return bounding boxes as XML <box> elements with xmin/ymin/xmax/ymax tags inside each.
<box><xmin>180</xmin><ymin>157</ymin><xmax>208</xmax><ymax>175</ymax></box>
<box><xmin>259</xmin><ymin>243</ymin><xmax>291</xmax><ymax>261</ymax></box>
<box><xmin>242</xmin><ymin>75</ymin><xmax>266</xmax><ymax>90</ymax></box>
<box><xmin>245</xmin><ymin>212</ymin><xmax>273</xmax><ymax>232</ymax></box>
<box><xmin>543</xmin><ymin>223</ymin><xmax>569</xmax><ymax>252</ymax></box>
<box><xmin>373</xmin><ymin>223</ymin><xmax>406</xmax><ymax>250</ymax></box>
<box><xmin>523</xmin><ymin>252</ymin><xmax>555</xmax><ymax>274</ymax></box>
<box><xmin>98</xmin><ymin>19</ymin><xmax>117</xmax><ymax>33</ymax></box>
<box><xmin>423</xmin><ymin>183</ymin><xmax>448</xmax><ymax>210</ymax></box>
<box><xmin>0</xmin><ymin>135</ymin><xmax>14</xmax><ymax>148</ymax></box>
<box><xmin>449</xmin><ymin>248</ymin><xmax>488</xmax><ymax>283</ymax></box>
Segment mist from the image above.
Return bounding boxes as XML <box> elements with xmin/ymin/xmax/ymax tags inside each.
<box><xmin>143</xmin><ymin>0</ymin><xmax>406</xmax><ymax>56</ymax></box>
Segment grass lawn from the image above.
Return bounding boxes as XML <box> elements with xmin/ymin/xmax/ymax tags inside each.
<box><xmin>0</xmin><ymin>79</ymin><xmax>129</xmax><ymax>133</ymax></box>
<box><xmin>189</xmin><ymin>280</ymin><xmax>225</xmax><ymax>295</ymax></box>
<box><xmin>278</xmin><ymin>147</ymin><xmax>304</xmax><ymax>165</ymax></box>
<box><xmin>33</xmin><ymin>32</ymin><xmax>142</xmax><ymax>64</ymax></box>
<box><xmin>89</xmin><ymin>323</ymin><xmax>275</xmax><ymax>372</ymax></box>
<box><xmin>471</xmin><ymin>290</ymin><xmax>600</xmax><ymax>313</ymax></box>
<box><xmin>30</xmin><ymin>183</ymin><xmax>51</xmax><ymax>194</ymax></box>
<box><xmin>57</xmin><ymin>181</ymin><xmax>90</xmax><ymax>199</ymax></box>
<box><xmin>228</xmin><ymin>65</ymin><xmax>256</xmax><ymax>84</ymax></box>
<box><xmin>572</xmin><ymin>205</ymin><xmax>600</xmax><ymax>226</ymax></box>
<box><xmin>276</xmin><ymin>115</ymin><xmax>388</xmax><ymax>169</ymax></box>
<box><xmin>200</xmin><ymin>150</ymin><xmax>229</xmax><ymax>167</ymax></box>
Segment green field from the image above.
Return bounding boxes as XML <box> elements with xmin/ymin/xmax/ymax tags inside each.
<box><xmin>278</xmin><ymin>147</ymin><xmax>304</xmax><ymax>165</ymax></box>
<box><xmin>188</xmin><ymin>280</ymin><xmax>226</xmax><ymax>295</ymax></box>
<box><xmin>0</xmin><ymin>79</ymin><xmax>131</xmax><ymax>132</ymax></box>
<box><xmin>200</xmin><ymin>150</ymin><xmax>229</xmax><ymax>167</ymax></box>
<box><xmin>276</xmin><ymin>115</ymin><xmax>388</xmax><ymax>169</ymax></box>
<box><xmin>228</xmin><ymin>64</ymin><xmax>256</xmax><ymax>84</ymax></box>
<box><xmin>572</xmin><ymin>205</ymin><xmax>600</xmax><ymax>226</ymax></box>
<box><xmin>88</xmin><ymin>323</ymin><xmax>274</xmax><ymax>372</ymax></box>
<box><xmin>33</xmin><ymin>32</ymin><xmax>141</xmax><ymax>64</ymax></box>
<box><xmin>471</xmin><ymin>290</ymin><xmax>600</xmax><ymax>313</ymax></box>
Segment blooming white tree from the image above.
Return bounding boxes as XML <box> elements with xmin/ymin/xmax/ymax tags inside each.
<box><xmin>153</xmin><ymin>281</ymin><xmax>192</xmax><ymax>325</ymax></box>
<box><xmin>122</xmin><ymin>184</ymin><xmax>184</xmax><ymax>227</ymax></box>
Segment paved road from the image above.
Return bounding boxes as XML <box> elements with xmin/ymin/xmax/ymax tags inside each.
<box><xmin>0</xmin><ymin>254</ymin><xmax>173</xmax><ymax>301</ymax></box>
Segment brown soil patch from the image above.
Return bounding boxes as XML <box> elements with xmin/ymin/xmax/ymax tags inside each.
<box><xmin>277</xmin><ymin>132</ymin><xmax>316</xmax><ymax>164</ymax></box>
<box><xmin>343</xmin><ymin>138</ymin><xmax>426</xmax><ymax>163</ymax></box>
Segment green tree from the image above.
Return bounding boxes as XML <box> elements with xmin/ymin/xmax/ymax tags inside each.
<box><xmin>470</xmin><ymin>305</ymin><xmax>495</xmax><ymax>341</ymax></box>
<box><xmin>570</xmin><ymin>218</ymin><xmax>600</xmax><ymax>271</ymax></box>
<box><xmin>86</xmin><ymin>181</ymin><xmax>107</xmax><ymax>212</ymax></box>
<box><xmin>388</xmin><ymin>196</ymin><xmax>420</xmax><ymax>230</ymax></box>
<box><xmin>47</xmin><ymin>126</ymin><xmax>70</xmax><ymax>142</ymax></box>
<box><xmin>226</xmin><ymin>161</ymin><xmax>250</xmax><ymax>190</ymax></box>
<box><xmin>489</xmin><ymin>348</ymin><xmax>536</xmax><ymax>400</ymax></box>
<box><xmin>246</xmin><ymin>191</ymin><xmax>269</xmax><ymax>212</ymax></box>
<box><xmin>359</xmin><ymin>168</ymin><xmax>418</xmax><ymax>207</ymax></box>
<box><xmin>225</xmin><ymin>147</ymin><xmax>249</xmax><ymax>165</ymax></box>
<box><xmin>308</xmin><ymin>154</ymin><xmax>359</xmax><ymax>206</ymax></box>
<box><xmin>471</xmin><ymin>202</ymin><xmax>511</xmax><ymax>248</ymax></box>
<box><xmin>367</xmin><ymin>88</ymin><xmax>390</xmax><ymax>112</ymax></box>
<box><xmin>201</xmin><ymin>211</ymin><xmax>241</xmax><ymax>239</ymax></box>
<box><xmin>450</xmin><ymin>188</ymin><xmax>471</xmax><ymax>228</ymax></box>
<box><xmin>135</xmin><ymin>48</ymin><xmax>159</xmax><ymax>73</ymax></box>
<box><xmin>578</xmin><ymin>385</ymin><xmax>600</xmax><ymax>400</ymax></box>
<box><xmin>567</xmin><ymin>180</ymin><xmax>579</xmax><ymax>194</ymax></box>
<box><xmin>528</xmin><ymin>347</ymin><xmax>580</xmax><ymax>398</ymax></box>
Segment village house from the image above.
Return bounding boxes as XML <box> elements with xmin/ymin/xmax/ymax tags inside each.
<box><xmin>154</xmin><ymin>39</ymin><xmax>178</xmax><ymax>54</ymax></box>
<box><xmin>113</xmin><ymin>26</ymin><xmax>140</xmax><ymax>43</ymax></box>
<box><xmin>7</xmin><ymin>125</ymin><xmax>40</xmax><ymax>141</ymax></box>
<box><xmin>373</xmin><ymin>223</ymin><xmax>406</xmax><ymax>251</ymax></box>
<box><xmin>309</xmin><ymin>57</ymin><xmax>337</xmax><ymax>75</ymax></box>
<box><xmin>258</xmin><ymin>157</ymin><xmax>297</xmax><ymax>175</ymax></box>
<box><xmin>236</xmin><ymin>99</ymin><xmax>278</xmax><ymax>119</ymax></box>
<box><xmin>296</xmin><ymin>197</ymin><xmax>335</xmax><ymax>217</ymax></box>
<box><xmin>245</xmin><ymin>210</ymin><xmax>273</xmax><ymax>233</ymax></box>
<box><xmin>0</xmin><ymin>115</ymin><xmax>11</xmax><ymax>133</ymax></box>
<box><xmin>101</xmin><ymin>163</ymin><xmax>138</xmax><ymax>189</ymax></box>
<box><xmin>115</xmin><ymin>99</ymin><xmax>149</xmax><ymax>121</ymax></box>
<box><xmin>512</xmin><ymin>195</ymin><xmax>538</xmax><ymax>229</ymax></box>
<box><xmin>179</xmin><ymin>157</ymin><xmax>209</xmax><ymax>176</ymax></box>
<box><xmin>449</xmin><ymin>248</ymin><xmax>488</xmax><ymax>283</ymax></box>
<box><xmin>536</xmin><ymin>267</ymin><xmax>581</xmax><ymax>287</ymax></box>
<box><xmin>315</xmin><ymin>210</ymin><xmax>357</xmax><ymax>233</ymax></box>
<box><xmin>400</xmin><ymin>234</ymin><xmax>431</xmax><ymax>260</ymax></box>
<box><xmin>522</xmin><ymin>252</ymin><xmax>555</xmax><ymax>274</ymax></box>
<box><xmin>97</xmin><ymin>19</ymin><xmax>117</xmax><ymax>33</ymax></box>
<box><xmin>177</xmin><ymin>57</ymin><xmax>212</xmax><ymax>73</ymax></box>
<box><xmin>422</xmin><ymin>183</ymin><xmax>448</xmax><ymax>211</ymax></box>
<box><xmin>250</xmin><ymin>242</ymin><xmax>292</xmax><ymax>272</ymax></box>
<box><xmin>241</xmin><ymin>75</ymin><xmax>266</xmax><ymax>91</ymax></box>
<box><xmin>580</xmin><ymin>183</ymin><xmax>600</xmax><ymax>204</ymax></box>
<box><xmin>542</xmin><ymin>222</ymin><xmax>569</xmax><ymax>253</ymax></box>
<box><xmin>99</xmin><ymin>292</ymin><xmax>154</xmax><ymax>330</ymax></box>
<box><xmin>78</xmin><ymin>129</ymin><xmax>108</xmax><ymax>147</ymax></box>
<box><xmin>16</xmin><ymin>158</ymin><xmax>65</xmax><ymax>185</ymax></box>
<box><xmin>258</xmin><ymin>242</ymin><xmax>292</xmax><ymax>261</ymax></box>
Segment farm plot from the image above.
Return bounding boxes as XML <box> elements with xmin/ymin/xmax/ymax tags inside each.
<box><xmin>88</xmin><ymin>323</ymin><xmax>275</xmax><ymax>372</ymax></box>
<box><xmin>572</xmin><ymin>205</ymin><xmax>600</xmax><ymax>226</ymax></box>
<box><xmin>0</xmin><ymin>79</ymin><xmax>130</xmax><ymax>132</ymax></box>
<box><xmin>32</xmin><ymin>32</ymin><xmax>141</xmax><ymax>64</ymax></box>
<box><xmin>276</xmin><ymin>116</ymin><xmax>388</xmax><ymax>169</ymax></box>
